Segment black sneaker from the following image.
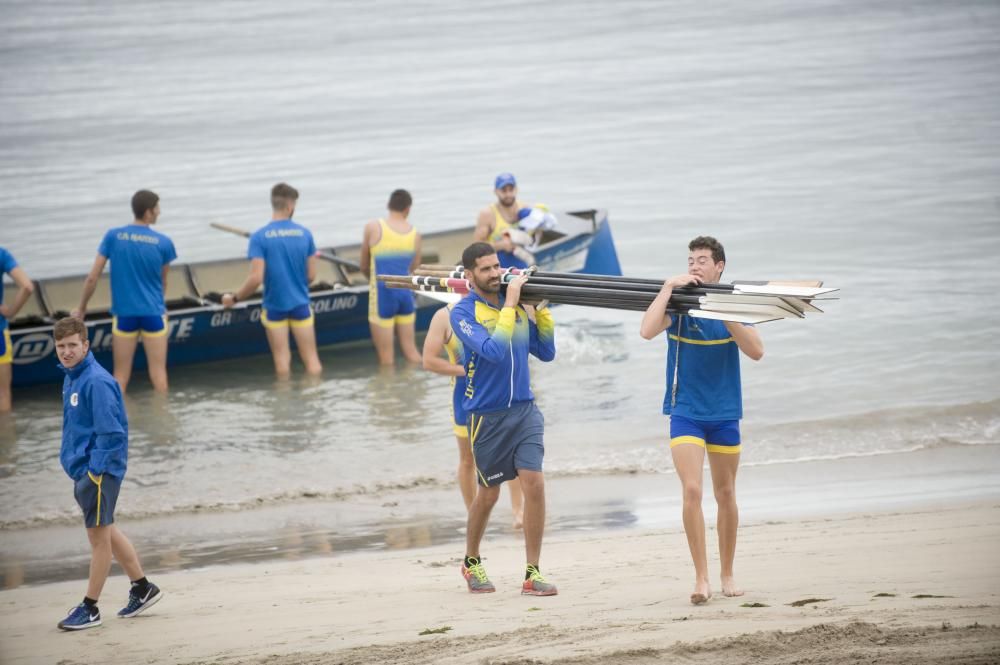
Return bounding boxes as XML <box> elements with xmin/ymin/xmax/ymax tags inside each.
<box><xmin>117</xmin><ymin>583</ymin><xmax>163</xmax><ymax>618</ymax></box>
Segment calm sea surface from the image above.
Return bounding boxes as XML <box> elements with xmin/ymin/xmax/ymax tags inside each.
<box><xmin>1</xmin><ymin>0</ymin><xmax>999</xmax><ymax>583</ymax></box>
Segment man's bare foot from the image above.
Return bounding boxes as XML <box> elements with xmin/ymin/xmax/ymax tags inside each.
<box><xmin>721</xmin><ymin>576</ymin><xmax>744</xmax><ymax>597</ymax></box>
<box><xmin>512</xmin><ymin>512</ymin><xmax>524</xmax><ymax>530</ymax></box>
<box><xmin>690</xmin><ymin>580</ymin><xmax>712</xmax><ymax>605</ymax></box>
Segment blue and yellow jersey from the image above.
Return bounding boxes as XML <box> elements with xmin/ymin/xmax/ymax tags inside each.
<box><xmin>449</xmin><ymin>290</ymin><xmax>556</xmax><ymax>414</ymax></box>
<box><xmin>0</xmin><ymin>246</ymin><xmax>18</xmax><ymax>332</ymax></box>
<box><xmin>663</xmin><ymin>315</ymin><xmax>744</xmax><ymax>421</ymax></box>
<box><xmin>368</xmin><ymin>218</ymin><xmax>416</xmax><ymax>283</ymax></box>
<box><xmin>488</xmin><ymin>202</ymin><xmax>529</xmax><ymax>269</ymax></box>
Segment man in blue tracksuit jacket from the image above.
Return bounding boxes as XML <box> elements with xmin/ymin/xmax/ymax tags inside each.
<box><xmin>53</xmin><ymin>317</ymin><xmax>163</xmax><ymax>631</ymax></box>
<box><xmin>449</xmin><ymin>242</ymin><xmax>559</xmax><ymax>597</ymax></box>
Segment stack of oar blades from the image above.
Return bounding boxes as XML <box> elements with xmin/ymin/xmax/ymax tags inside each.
<box><xmin>379</xmin><ymin>268</ymin><xmax>837</xmax><ymax>325</ymax></box>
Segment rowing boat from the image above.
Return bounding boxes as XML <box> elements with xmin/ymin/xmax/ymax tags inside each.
<box><xmin>4</xmin><ymin>209</ymin><xmax>621</xmax><ymax>387</ymax></box>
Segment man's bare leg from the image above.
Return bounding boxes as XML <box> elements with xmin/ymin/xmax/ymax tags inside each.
<box><xmin>508</xmin><ymin>477</ymin><xmax>524</xmax><ymax>529</ymax></box>
<box><xmin>518</xmin><ymin>470</ymin><xmax>545</xmax><ymax>566</ymax></box>
<box><xmin>290</xmin><ymin>322</ymin><xmax>323</xmax><ymax>375</ymax></box>
<box><xmin>86</xmin><ymin>526</ymin><xmax>113</xmax><ymax>600</ymax></box>
<box><xmin>465</xmin><ymin>484</ymin><xmax>500</xmax><ymax>558</ymax></box>
<box><xmin>140</xmin><ymin>333</ymin><xmax>169</xmax><ymax>392</ymax></box>
<box><xmin>109</xmin><ymin>525</ymin><xmax>145</xmax><ymax>580</ymax></box>
<box><xmin>0</xmin><ymin>364</ymin><xmax>12</xmax><ymax>412</ymax></box>
<box><xmin>111</xmin><ymin>334</ymin><xmax>139</xmax><ymax>392</ymax></box>
<box><xmin>395</xmin><ymin>320</ymin><xmax>422</xmax><ymax>364</ymax></box>
<box><xmin>264</xmin><ymin>325</ymin><xmax>292</xmax><ymax>378</ymax></box>
<box><xmin>369</xmin><ymin>323</ymin><xmax>395</xmax><ymax>365</ymax></box>
<box><xmin>455</xmin><ymin>435</ymin><xmax>476</xmax><ymax>511</ymax></box>
<box><xmin>671</xmin><ymin>443</ymin><xmax>711</xmax><ymax>604</ymax></box>
<box><xmin>709</xmin><ymin>450</ymin><xmax>743</xmax><ymax>597</ymax></box>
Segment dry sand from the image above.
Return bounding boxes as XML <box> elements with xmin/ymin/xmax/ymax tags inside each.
<box><xmin>1</xmin><ymin>501</ymin><xmax>998</xmax><ymax>664</ymax></box>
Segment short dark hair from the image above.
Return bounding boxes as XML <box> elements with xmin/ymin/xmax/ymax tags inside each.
<box><xmin>53</xmin><ymin>316</ymin><xmax>88</xmax><ymax>342</ymax></box>
<box><xmin>387</xmin><ymin>189</ymin><xmax>412</xmax><ymax>213</ymax></box>
<box><xmin>131</xmin><ymin>190</ymin><xmax>159</xmax><ymax>219</ymax></box>
<box><xmin>689</xmin><ymin>235</ymin><xmax>726</xmax><ymax>264</ymax></box>
<box><xmin>271</xmin><ymin>182</ymin><xmax>299</xmax><ymax>211</ymax></box>
<box><xmin>462</xmin><ymin>242</ymin><xmax>496</xmax><ymax>270</ymax></box>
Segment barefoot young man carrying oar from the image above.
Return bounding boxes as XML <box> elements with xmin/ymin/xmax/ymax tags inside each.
<box><xmin>640</xmin><ymin>235</ymin><xmax>764</xmax><ymax>605</ymax></box>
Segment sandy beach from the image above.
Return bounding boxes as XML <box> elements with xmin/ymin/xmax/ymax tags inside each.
<box><xmin>2</xmin><ymin>499</ymin><xmax>998</xmax><ymax>664</ymax></box>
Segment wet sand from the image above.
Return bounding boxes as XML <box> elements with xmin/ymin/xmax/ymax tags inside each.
<box><xmin>1</xmin><ymin>499</ymin><xmax>998</xmax><ymax>664</ymax></box>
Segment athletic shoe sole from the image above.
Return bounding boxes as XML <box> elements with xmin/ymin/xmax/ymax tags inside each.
<box><xmin>58</xmin><ymin>618</ymin><xmax>102</xmax><ymax>631</ymax></box>
<box><xmin>521</xmin><ymin>586</ymin><xmax>558</xmax><ymax>596</ymax></box>
<box><xmin>119</xmin><ymin>590</ymin><xmax>164</xmax><ymax>618</ymax></box>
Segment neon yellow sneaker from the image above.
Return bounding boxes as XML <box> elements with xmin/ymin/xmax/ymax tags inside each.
<box><xmin>461</xmin><ymin>558</ymin><xmax>496</xmax><ymax>593</ymax></box>
<box><xmin>521</xmin><ymin>564</ymin><xmax>558</xmax><ymax>596</ymax></box>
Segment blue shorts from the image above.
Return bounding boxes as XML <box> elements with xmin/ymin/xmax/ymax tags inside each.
<box><xmin>74</xmin><ymin>472</ymin><xmax>122</xmax><ymax>528</ymax></box>
<box><xmin>0</xmin><ymin>329</ymin><xmax>11</xmax><ymax>364</ymax></box>
<box><xmin>669</xmin><ymin>415</ymin><xmax>741</xmax><ymax>454</ymax></box>
<box><xmin>369</xmin><ymin>284</ymin><xmax>416</xmax><ymax>328</ymax></box>
<box><xmin>451</xmin><ymin>376</ymin><xmax>469</xmax><ymax>438</ymax></box>
<box><xmin>262</xmin><ymin>303</ymin><xmax>314</xmax><ymax>329</ymax></box>
<box><xmin>469</xmin><ymin>400</ymin><xmax>544</xmax><ymax>487</ymax></box>
<box><xmin>113</xmin><ymin>315</ymin><xmax>167</xmax><ymax>338</ymax></box>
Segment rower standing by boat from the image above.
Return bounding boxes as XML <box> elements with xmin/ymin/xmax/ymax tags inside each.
<box><xmin>360</xmin><ymin>189</ymin><xmax>422</xmax><ymax>365</ymax></box>
<box><xmin>639</xmin><ymin>236</ymin><xmax>764</xmax><ymax>605</ymax></box>
<box><xmin>422</xmin><ymin>302</ymin><xmax>524</xmax><ymax>527</ymax></box>
<box><xmin>1</xmin><ymin>246</ymin><xmax>35</xmax><ymax>411</ymax></box>
<box><xmin>473</xmin><ymin>172</ymin><xmax>530</xmax><ymax>270</ymax></box>
<box><xmin>451</xmin><ymin>242</ymin><xmax>558</xmax><ymax>596</ymax></box>
<box><xmin>74</xmin><ymin>190</ymin><xmax>177</xmax><ymax>393</ymax></box>
<box><xmin>222</xmin><ymin>183</ymin><xmax>322</xmax><ymax>378</ymax></box>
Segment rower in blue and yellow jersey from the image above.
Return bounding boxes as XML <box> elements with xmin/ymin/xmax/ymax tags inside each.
<box><xmin>75</xmin><ymin>190</ymin><xmax>177</xmax><ymax>393</ymax></box>
<box><xmin>639</xmin><ymin>235</ymin><xmax>764</xmax><ymax>607</ymax></box>
<box><xmin>449</xmin><ymin>242</ymin><xmax>558</xmax><ymax>597</ymax></box>
<box><xmin>473</xmin><ymin>172</ymin><xmax>530</xmax><ymax>269</ymax></box>
<box><xmin>422</xmin><ymin>301</ymin><xmax>524</xmax><ymax>525</ymax></box>
<box><xmin>0</xmin><ymin>245</ymin><xmax>36</xmax><ymax>412</ymax></box>
<box><xmin>222</xmin><ymin>183</ymin><xmax>323</xmax><ymax>378</ymax></box>
<box><xmin>360</xmin><ymin>189</ymin><xmax>422</xmax><ymax>365</ymax></box>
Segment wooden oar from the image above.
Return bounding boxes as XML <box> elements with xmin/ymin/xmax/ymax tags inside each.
<box><xmin>210</xmin><ymin>222</ymin><xmax>362</xmax><ymax>271</ymax></box>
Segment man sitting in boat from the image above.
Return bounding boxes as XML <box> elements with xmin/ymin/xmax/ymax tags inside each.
<box><xmin>360</xmin><ymin>189</ymin><xmax>423</xmax><ymax>365</ymax></box>
<box><xmin>473</xmin><ymin>172</ymin><xmax>537</xmax><ymax>270</ymax></box>
<box><xmin>221</xmin><ymin>183</ymin><xmax>323</xmax><ymax>378</ymax></box>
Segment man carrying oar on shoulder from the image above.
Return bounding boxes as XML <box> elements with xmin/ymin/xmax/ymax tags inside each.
<box><xmin>450</xmin><ymin>242</ymin><xmax>558</xmax><ymax>596</ymax></box>
<box><xmin>222</xmin><ymin>183</ymin><xmax>322</xmax><ymax>378</ymax></box>
<box><xmin>639</xmin><ymin>236</ymin><xmax>764</xmax><ymax>605</ymax></box>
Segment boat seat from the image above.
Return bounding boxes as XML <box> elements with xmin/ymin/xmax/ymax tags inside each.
<box><xmin>188</xmin><ymin>259</ymin><xmax>261</xmax><ymax>303</ymax></box>
<box><xmin>3</xmin><ymin>280</ymin><xmax>49</xmax><ymax>327</ymax></box>
<box><xmin>41</xmin><ymin>274</ymin><xmax>112</xmax><ymax>320</ymax></box>
<box><xmin>164</xmin><ymin>264</ymin><xmax>205</xmax><ymax>311</ymax></box>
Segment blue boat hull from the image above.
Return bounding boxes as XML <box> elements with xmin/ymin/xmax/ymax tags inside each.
<box><xmin>9</xmin><ymin>214</ymin><xmax>621</xmax><ymax>387</ymax></box>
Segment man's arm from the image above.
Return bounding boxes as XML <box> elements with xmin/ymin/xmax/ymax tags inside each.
<box><xmin>359</xmin><ymin>220</ymin><xmax>377</xmax><ymax>279</ymax></box>
<box><xmin>639</xmin><ymin>274</ymin><xmax>702</xmax><ymax>340</ymax></box>
<box><xmin>473</xmin><ymin>208</ymin><xmax>513</xmax><ymax>252</ymax></box>
<box><xmin>527</xmin><ymin>305</ymin><xmax>556</xmax><ymax>362</ymax></box>
<box><xmin>222</xmin><ymin>259</ymin><xmax>265</xmax><ymax>308</ymax></box>
<box><xmin>86</xmin><ymin>381</ymin><xmax>127</xmax><ymax>476</ymax></box>
<box><xmin>422</xmin><ymin>308</ymin><xmax>465</xmax><ymax>377</ymax></box>
<box><xmin>73</xmin><ymin>255</ymin><xmax>108</xmax><ymax>319</ymax></box>
<box><xmin>409</xmin><ymin>232</ymin><xmax>422</xmax><ymax>274</ymax></box>
<box><xmin>0</xmin><ymin>267</ymin><xmax>35</xmax><ymax>319</ymax></box>
<box><xmin>723</xmin><ymin>322</ymin><xmax>764</xmax><ymax>361</ymax></box>
<box><xmin>450</xmin><ymin>300</ymin><xmax>516</xmax><ymax>364</ymax></box>
<box><xmin>306</xmin><ymin>255</ymin><xmax>318</xmax><ymax>284</ymax></box>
